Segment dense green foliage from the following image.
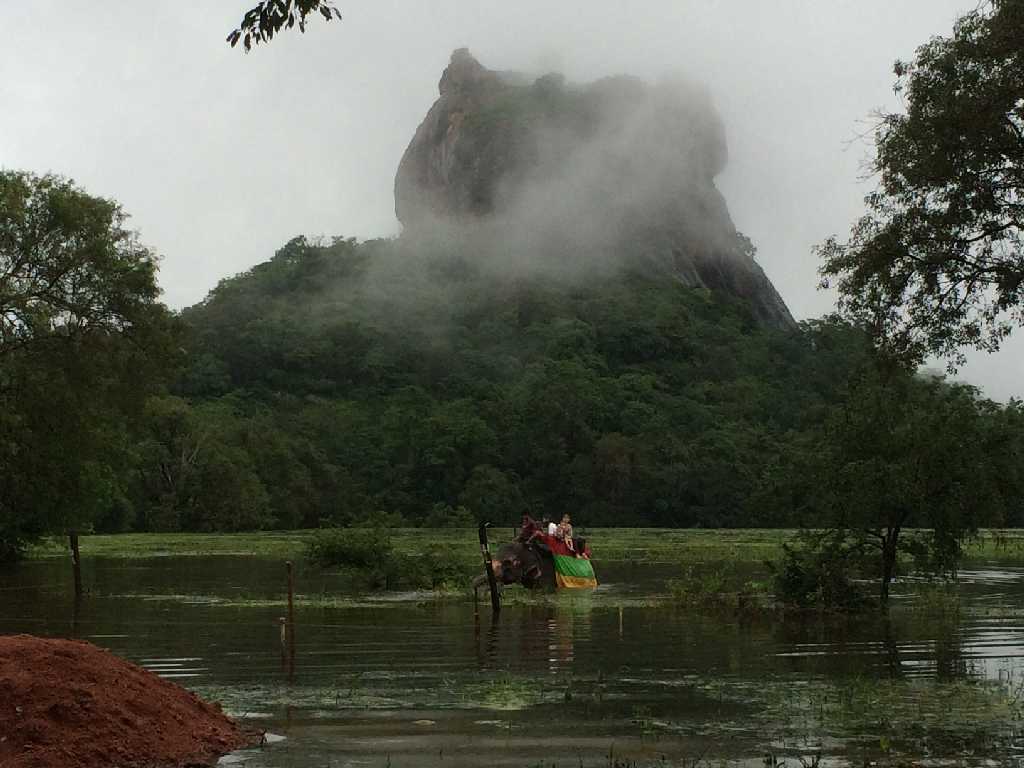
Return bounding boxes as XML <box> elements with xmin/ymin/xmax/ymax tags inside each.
<box><xmin>819</xmin><ymin>0</ymin><xmax>1024</xmax><ymax>364</ymax></box>
<box><xmin>127</xmin><ymin>234</ymin><xmax>865</xmax><ymax>531</ymax></box>
<box><xmin>0</xmin><ymin>173</ymin><xmax>178</xmax><ymax>559</ymax></box>
<box><xmin>0</xmin><ymin>171</ymin><xmax>160</xmax><ymax>355</ymax></box>
<box><xmin>774</xmin><ymin>370</ymin><xmax>1023</xmax><ymax>606</ymax></box>
<box><xmin>89</xmin><ymin>233</ymin><xmax>1012</xmax><ymax>537</ymax></box>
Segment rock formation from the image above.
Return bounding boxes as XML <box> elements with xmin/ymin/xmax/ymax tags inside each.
<box><xmin>395</xmin><ymin>49</ymin><xmax>795</xmax><ymax>329</ymax></box>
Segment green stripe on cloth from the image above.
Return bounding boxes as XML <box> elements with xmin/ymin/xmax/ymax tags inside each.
<box><xmin>553</xmin><ymin>554</ymin><xmax>595</xmax><ymax>580</ymax></box>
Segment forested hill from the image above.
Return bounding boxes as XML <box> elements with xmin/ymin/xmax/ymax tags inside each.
<box><xmin>130</xmin><ymin>49</ymin><xmax>875</xmax><ymax>533</ymax></box>
<box><xmin>161</xmin><ymin>234</ymin><xmax>869</xmax><ymax>532</ymax></box>
<box><xmin>23</xmin><ymin>48</ymin><xmax>1015</xmax><ymax>540</ymax></box>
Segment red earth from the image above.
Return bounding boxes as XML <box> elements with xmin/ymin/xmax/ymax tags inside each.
<box><xmin>0</xmin><ymin>634</ymin><xmax>254</xmax><ymax>768</ymax></box>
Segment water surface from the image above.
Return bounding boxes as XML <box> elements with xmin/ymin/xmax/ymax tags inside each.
<box><xmin>3</xmin><ymin>555</ymin><xmax>1024</xmax><ymax>766</ymax></box>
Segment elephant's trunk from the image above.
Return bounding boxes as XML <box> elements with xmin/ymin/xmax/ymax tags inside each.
<box><xmin>473</xmin><ymin>559</ymin><xmax>504</xmax><ymax>591</ymax></box>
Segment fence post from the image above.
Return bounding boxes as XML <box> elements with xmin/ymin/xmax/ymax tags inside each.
<box><xmin>69</xmin><ymin>532</ymin><xmax>82</xmax><ymax>599</ymax></box>
<box><xmin>477</xmin><ymin>522</ymin><xmax>500</xmax><ymax>615</ymax></box>
<box><xmin>286</xmin><ymin>561</ymin><xmax>296</xmax><ymax>680</ymax></box>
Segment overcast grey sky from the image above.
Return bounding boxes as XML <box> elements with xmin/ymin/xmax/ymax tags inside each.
<box><xmin>3</xmin><ymin>1</ymin><xmax>1021</xmax><ymax>400</ymax></box>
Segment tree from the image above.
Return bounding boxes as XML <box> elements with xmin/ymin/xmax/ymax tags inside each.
<box><xmin>782</xmin><ymin>368</ymin><xmax>1009</xmax><ymax>606</ymax></box>
<box><xmin>0</xmin><ymin>173</ymin><xmax>174</xmax><ymax>559</ymax></box>
<box><xmin>1</xmin><ymin>172</ymin><xmax>159</xmax><ymax>356</ymax></box>
<box><xmin>228</xmin><ymin>1</ymin><xmax>342</xmax><ymax>52</ymax></box>
<box><xmin>819</xmin><ymin>0</ymin><xmax>1024</xmax><ymax>365</ymax></box>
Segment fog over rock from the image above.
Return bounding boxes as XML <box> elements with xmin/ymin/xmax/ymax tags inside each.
<box><xmin>395</xmin><ymin>49</ymin><xmax>795</xmax><ymax>329</ymax></box>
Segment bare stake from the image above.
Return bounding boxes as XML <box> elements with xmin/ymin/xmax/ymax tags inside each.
<box><xmin>286</xmin><ymin>561</ymin><xmax>296</xmax><ymax>681</ymax></box>
<box><xmin>69</xmin><ymin>532</ymin><xmax>82</xmax><ymax>599</ymax></box>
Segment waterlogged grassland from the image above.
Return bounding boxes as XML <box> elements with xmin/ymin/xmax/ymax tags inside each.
<box><xmin>27</xmin><ymin>528</ymin><xmax>791</xmax><ymax>563</ymax></box>
<box><xmin>27</xmin><ymin>531</ymin><xmax>316</xmax><ymax>559</ymax></box>
<box><xmin>29</xmin><ymin>527</ymin><xmax>1024</xmax><ymax>562</ymax></box>
<box><xmin>29</xmin><ymin>527</ymin><xmax>1024</xmax><ymax>583</ymax></box>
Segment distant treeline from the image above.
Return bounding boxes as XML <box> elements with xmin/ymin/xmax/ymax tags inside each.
<box><xmin>113</xmin><ymin>237</ymin><xmax>1024</xmax><ymax>534</ymax></box>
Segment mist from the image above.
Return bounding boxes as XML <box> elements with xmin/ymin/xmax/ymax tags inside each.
<box><xmin>2</xmin><ymin>1</ymin><xmax>1020</xmax><ymax>399</ymax></box>
<box><xmin>393</xmin><ymin>55</ymin><xmax>742</xmax><ymax>281</ymax></box>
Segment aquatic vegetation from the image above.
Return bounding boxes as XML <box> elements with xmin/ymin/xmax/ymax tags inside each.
<box><xmin>667</xmin><ymin>566</ymin><xmax>772</xmax><ymax>612</ymax></box>
<box><xmin>751</xmin><ymin>675</ymin><xmax>1021</xmax><ymax>761</ymax></box>
<box><xmin>906</xmin><ymin>581</ymin><xmax>961</xmax><ymax>620</ymax></box>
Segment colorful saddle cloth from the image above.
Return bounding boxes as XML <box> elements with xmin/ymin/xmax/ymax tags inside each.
<box><xmin>539</xmin><ymin>534</ymin><xmax>598</xmax><ymax>589</ymax></box>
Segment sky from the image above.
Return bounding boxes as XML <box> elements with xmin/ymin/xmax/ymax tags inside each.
<box><xmin>2</xmin><ymin>1</ymin><xmax>1021</xmax><ymax>400</ymax></box>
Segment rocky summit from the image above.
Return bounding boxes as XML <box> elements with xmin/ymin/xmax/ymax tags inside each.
<box><xmin>395</xmin><ymin>49</ymin><xmax>795</xmax><ymax>330</ymax></box>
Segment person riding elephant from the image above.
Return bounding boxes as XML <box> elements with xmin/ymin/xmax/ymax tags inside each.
<box><xmin>517</xmin><ymin>513</ymin><xmax>540</xmax><ymax>543</ymax></box>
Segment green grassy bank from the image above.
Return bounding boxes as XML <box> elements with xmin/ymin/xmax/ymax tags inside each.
<box><xmin>27</xmin><ymin>528</ymin><xmax>1024</xmax><ymax>563</ymax></box>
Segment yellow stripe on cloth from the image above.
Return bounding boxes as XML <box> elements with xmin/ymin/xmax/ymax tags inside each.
<box><xmin>556</xmin><ymin>572</ymin><xmax>598</xmax><ymax>589</ymax></box>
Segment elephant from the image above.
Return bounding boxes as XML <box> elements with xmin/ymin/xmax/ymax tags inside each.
<box><xmin>473</xmin><ymin>539</ymin><xmax>555</xmax><ymax>591</ymax></box>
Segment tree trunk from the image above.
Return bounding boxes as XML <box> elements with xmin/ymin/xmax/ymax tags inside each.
<box><xmin>880</xmin><ymin>526</ymin><xmax>900</xmax><ymax>605</ymax></box>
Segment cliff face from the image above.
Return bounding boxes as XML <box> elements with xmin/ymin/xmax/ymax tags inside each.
<box><xmin>395</xmin><ymin>49</ymin><xmax>795</xmax><ymax>330</ymax></box>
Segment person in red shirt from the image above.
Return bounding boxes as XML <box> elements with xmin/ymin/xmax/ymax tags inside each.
<box><xmin>517</xmin><ymin>512</ymin><xmax>540</xmax><ymax>543</ymax></box>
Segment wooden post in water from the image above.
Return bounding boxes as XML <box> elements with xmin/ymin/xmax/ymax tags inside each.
<box><xmin>278</xmin><ymin>617</ymin><xmax>287</xmax><ymax>670</ymax></box>
<box><xmin>473</xmin><ymin>585</ymin><xmax>480</xmax><ymax>637</ymax></box>
<box><xmin>286</xmin><ymin>561</ymin><xmax>296</xmax><ymax>680</ymax></box>
<box><xmin>69</xmin><ymin>532</ymin><xmax>82</xmax><ymax>599</ymax></box>
<box><xmin>477</xmin><ymin>522</ymin><xmax>500</xmax><ymax>616</ymax></box>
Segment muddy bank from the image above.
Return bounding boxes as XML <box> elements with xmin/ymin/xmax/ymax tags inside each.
<box><xmin>0</xmin><ymin>634</ymin><xmax>252</xmax><ymax>768</ymax></box>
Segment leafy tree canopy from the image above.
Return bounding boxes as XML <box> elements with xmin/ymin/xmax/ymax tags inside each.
<box><xmin>777</xmin><ymin>368</ymin><xmax>1018</xmax><ymax>606</ymax></box>
<box><xmin>0</xmin><ymin>172</ymin><xmax>159</xmax><ymax>356</ymax></box>
<box><xmin>0</xmin><ymin>173</ymin><xmax>177</xmax><ymax>559</ymax></box>
<box><xmin>819</xmin><ymin>0</ymin><xmax>1024</xmax><ymax>365</ymax></box>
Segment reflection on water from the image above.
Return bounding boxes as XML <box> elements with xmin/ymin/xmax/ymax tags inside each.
<box><xmin>3</xmin><ymin>556</ymin><xmax>1024</xmax><ymax>765</ymax></box>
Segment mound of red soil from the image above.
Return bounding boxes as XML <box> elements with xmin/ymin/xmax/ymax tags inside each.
<box><xmin>0</xmin><ymin>634</ymin><xmax>253</xmax><ymax>768</ymax></box>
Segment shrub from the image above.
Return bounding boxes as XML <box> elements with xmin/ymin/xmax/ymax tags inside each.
<box><xmin>771</xmin><ymin>532</ymin><xmax>871</xmax><ymax>611</ymax></box>
<box><xmin>307</xmin><ymin>528</ymin><xmax>476</xmax><ymax>591</ymax></box>
<box><xmin>668</xmin><ymin>565</ymin><xmax>770</xmax><ymax>610</ymax></box>
<box><xmin>306</xmin><ymin>528</ymin><xmax>390</xmax><ymax>569</ymax></box>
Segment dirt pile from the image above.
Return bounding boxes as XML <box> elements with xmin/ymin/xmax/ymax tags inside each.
<box><xmin>0</xmin><ymin>634</ymin><xmax>253</xmax><ymax>768</ymax></box>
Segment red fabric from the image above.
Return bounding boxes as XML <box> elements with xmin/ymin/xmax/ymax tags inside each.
<box><xmin>537</xmin><ymin>533</ymin><xmax>591</xmax><ymax>559</ymax></box>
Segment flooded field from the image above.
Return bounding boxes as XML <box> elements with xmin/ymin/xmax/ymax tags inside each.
<box><xmin>4</xmin><ymin>550</ymin><xmax>1024</xmax><ymax>767</ymax></box>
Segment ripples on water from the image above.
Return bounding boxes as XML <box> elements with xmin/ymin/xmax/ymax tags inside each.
<box><xmin>3</xmin><ymin>557</ymin><xmax>1024</xmax><ymax>765</ymax></box>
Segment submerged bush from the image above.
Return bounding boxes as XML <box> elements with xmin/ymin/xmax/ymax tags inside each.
<box><xmin>668</xmin><ymin>565</ymin><xmax>770</xmax><ymax>611</ymax></box>
<box><xmin>306</xmin><ymin>528</ymin><xmax>389</xmax><ymax>569</ymax></box>
<box><xmin>306</xmin><ymin>528</ymin><xmax>476</xmax><ymax>591</ymax></box>
<box><xmin>910</xmin><ymin>581</ymin><xmax>961</xmax><ymax>620</ymax></box>
<box><xmin>771</xmin><ymin>532</ymin><xmax>871</xmax><ymax>611</ymax></box>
